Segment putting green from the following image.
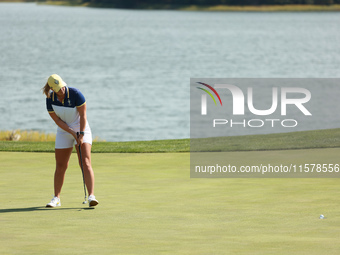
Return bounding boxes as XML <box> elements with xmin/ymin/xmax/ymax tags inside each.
<box><xmin>1</xmin><ymin>150</ymin><xmax>340</xmax><ymax>254</ymax></box>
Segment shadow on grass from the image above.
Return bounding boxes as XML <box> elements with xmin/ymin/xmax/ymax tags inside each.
<box><xmin>0</xmin><ymin>206</ymin><xmax>95</xmax><ymax>213</ymax></box>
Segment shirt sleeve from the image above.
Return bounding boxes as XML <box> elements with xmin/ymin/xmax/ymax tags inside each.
<box><xmin>75</xmin><ymin>89</ymin><xmax>86</xmax><ymax>107</ymax></box>
<box><xmin>46</xmin><ymin>97</ymin><xmax>54</xmax><ymax>113</ymax></box>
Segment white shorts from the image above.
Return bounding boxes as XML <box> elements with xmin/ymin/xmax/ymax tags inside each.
<box><xmin>55</xmin><ymin>126</ymin><xmax>92</xmax><ymax>149</ymax></box>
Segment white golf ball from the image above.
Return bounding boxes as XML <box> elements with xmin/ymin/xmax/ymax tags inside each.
<box><xmin>319</xmin><ymin>214</ymin><xmax>324</xmax><ymax>219</ymax></box>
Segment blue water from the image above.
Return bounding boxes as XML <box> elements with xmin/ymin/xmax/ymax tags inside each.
<box><xmin>1</xmin><ymin>3</ymin><xmax>340</xmax><ymax>141</ymax></box>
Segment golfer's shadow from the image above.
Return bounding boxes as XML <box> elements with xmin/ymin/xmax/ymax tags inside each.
<box><xmin>0</xmin><ymin>206</ymin><xmax>94</xmax><ymax>213</ymax></box>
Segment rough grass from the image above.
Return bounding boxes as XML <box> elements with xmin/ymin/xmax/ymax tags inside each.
<box><xmin>0</xmin><ymin>130</ymin><xmax>56</xmax><ymax>142</ymax></box>
<box><xmin>0</xmin><ymin>130</ymin><xmax>103</xmax><ymax>142</ymax></box>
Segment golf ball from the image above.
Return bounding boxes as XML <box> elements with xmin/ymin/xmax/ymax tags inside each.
<box><xmin>319</xmin><ymin>214</ymin><xmax>324</xmax><ymax>219</ymax></box>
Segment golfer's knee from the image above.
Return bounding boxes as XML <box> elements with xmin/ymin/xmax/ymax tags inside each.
<box><xmin>83</xmin><ymin>157</ymin><xmax>92</xmax><ymax>170</ymax></box>
<box><xmin>56</xmin><ymin>161</ymin><xmax>68</xmax><ymax>172</ymax></box>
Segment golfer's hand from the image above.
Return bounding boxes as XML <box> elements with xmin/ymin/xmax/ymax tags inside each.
<box><xmin>74</xmin><ymin>132</ymin><xmax>82</xmax><ymax>146</ymax></box>
<box><xmin>78</xmin><ymin>134</ymin><xmax>84</xmax><ymax>146</ymax></box>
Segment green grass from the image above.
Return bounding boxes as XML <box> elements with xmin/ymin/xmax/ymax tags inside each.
<box><xmin>0</xmin><ymin>138</ymin><xmax>190</xmax><ymax>153</ymax></box>
<box><xmin>1</xmin><ymin>150</ymin><xmax>340</xmax><ymax>254</ymax></box>
<box><xmin>192</xmin><ymin>128</ymin><xmax>340</xmax><ymax>152</ymax></box>
<box><xmin>1</xmin><ymin>128</ymin><xmax>340</xmax><ymax>153</ymax></box>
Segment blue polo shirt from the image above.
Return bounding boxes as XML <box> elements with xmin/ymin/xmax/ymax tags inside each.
<box><xmin>46</xmin><ymin>87</ymin><xmax>86</xmax><ymax>128</ymax></box>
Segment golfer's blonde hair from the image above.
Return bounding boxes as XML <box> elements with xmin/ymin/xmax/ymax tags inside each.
<box><xmin>42</xmin><ymin>82</ymin><xmax>51</xmax><ymax>98</ymax></box>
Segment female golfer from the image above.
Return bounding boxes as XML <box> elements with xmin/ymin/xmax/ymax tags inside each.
<box><xmin>43</xmin><ymin>74</ymin><xmax>99</xmax><ymax>207</ymax></box>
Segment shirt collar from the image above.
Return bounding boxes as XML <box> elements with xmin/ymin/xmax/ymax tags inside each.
<box><xmin>51</xmin><ymin>87</ymin><xmax>68</xmax><ymax>102</ymax></box>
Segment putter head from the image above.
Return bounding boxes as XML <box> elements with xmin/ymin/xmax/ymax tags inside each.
<box><xmin>83</xmin><ymin>201</ymin><xmax>87</xmax><ymax>204</ymax></box>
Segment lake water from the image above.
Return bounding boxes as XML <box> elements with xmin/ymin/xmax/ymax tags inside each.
<box><xmin>1</xmin><ymin>3</ymin><xmax>340</xmax><ymax>141</ymax></box>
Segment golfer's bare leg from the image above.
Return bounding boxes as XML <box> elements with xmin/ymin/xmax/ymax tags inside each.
<box><xmin>54</xmin><ymin>147</ymin><xmax>73</xmax><ymax>198</ymax></box>
<box><xmin>76</xmin><ymin>143</ymin><xmax>95</xmax><ymax>196</ymax></box>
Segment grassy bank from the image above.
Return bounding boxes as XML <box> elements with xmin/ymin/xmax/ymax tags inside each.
<box><xmin>0</xmin><ymin>130</ymin><xmax>56</xmax><ymax>142</ymax></box>
<box><xmin>0</xmin><ymin>130</ymin><xmax>103</xmax><ymax>142</ymax></box>
<box><xmin>37</xmin><ymin>0</ymin><xmax>87</xmax><ymax>6</ymax></box>
<box><xmin>6</xmin><ymin>1</ymin><xmax>339</xmax><ymax>12</ymax></box>
<box><xmin>146</xmin><ymin>4</ymin><xmax>340</xmax><ymax>12</ymax></box>
<box><xmin>1</xmin><ymin>128</ymin><xmax>340</xmax><ymax>153</ymax></box>
<box><xmin>179</xmin><ymin>5</ymin><xmax>340</xmax><ymax>12</ymax></box>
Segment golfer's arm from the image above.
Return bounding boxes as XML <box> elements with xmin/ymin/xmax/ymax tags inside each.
<box><xmin>77</xmin><ymin>103</ymin><xmax>87</xmax><ymax>133</ymax></box>
<box><xmin>48</xmin><ymin>112</ymin><xmax>77</xmax><ymax>138</ymax></box>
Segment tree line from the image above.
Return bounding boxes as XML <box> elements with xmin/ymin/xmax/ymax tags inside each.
<box><xmin>47</xmin><ymin>0</ymin><xmax>340</xmax><ymax>7</ymax></box>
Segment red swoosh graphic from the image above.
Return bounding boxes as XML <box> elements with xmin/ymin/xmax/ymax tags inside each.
<box><xmin>197</xmin><ymin>82</ymin><xmax>223</xmax><ymax>106</ymax></box>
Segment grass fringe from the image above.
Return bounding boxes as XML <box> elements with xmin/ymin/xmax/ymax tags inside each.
<box><xmin>1</xmin><ymin>128</ymin><xmax>340</xmax><ymax>153</ymax></box>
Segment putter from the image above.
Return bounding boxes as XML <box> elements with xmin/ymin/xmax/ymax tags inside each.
<box><xmin>77</xmin><ymin>132</ymin><xmax>87</xmax><ymax>204</ymax></box>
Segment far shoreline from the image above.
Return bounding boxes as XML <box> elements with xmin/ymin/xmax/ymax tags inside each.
<box><xmin>1</xmin><ymin>1</ymin><xmax>340</xmax><ymax>12</ymax></box>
